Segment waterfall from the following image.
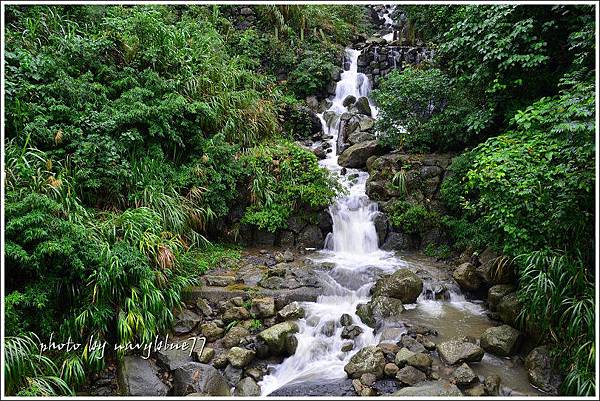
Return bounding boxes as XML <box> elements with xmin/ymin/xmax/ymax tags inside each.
<box><xmin>258</xmin><ymin>47</ymin><xmax>400</xmax><ymax>396</ymax></box>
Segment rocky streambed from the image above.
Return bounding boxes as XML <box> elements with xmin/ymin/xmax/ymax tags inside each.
<box><xmin>107</xmin><ymin>248</ymin><xmax>560</xmax><ymax>397</ymax></box>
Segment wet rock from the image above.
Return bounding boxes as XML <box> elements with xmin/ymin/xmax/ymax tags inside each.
<box><xmin>453</xmin><ymin>262</ymin><xmax>482</xmax><ymax>291</ymax></box>
<box><xmin>395</xmin><ymin>347</ymin><xmax>415</xmax><ymax>367</ymax></box>
<box><xmin>245</xmin><ymin>367</ymin><xmax>265</xmax><ymax>382</ymax></box>
<box><xmin>234</xmin><ymin>377</ymin><xmax>261</xmax><ymax>396</ymax></box>
<box><xmin>525</xmin><ymin>346</ymin><xmax>562</xmax><ymax>395</ymax></box>
<box><xmin>277</xmin><ymin>301</ymin><xmax>305</xmax><ymax>320</ymax></box>
<box><xmin>341</xmin><ymin>325</ymin><xmax>363</xmax><ymax>339</ymax></box>
<box><xmin>373</xmin><ymin>212</ymin><xmax>389</xmax><ymax>246</ymax></box>
<box><xmin>496</xmin><ymin>292</ymin><xmax>522</xmax><ymax>326</ymax></box>
<box><xmin>396</xmin><ymin>365</ymin><xmax>427</xmax><ymax>386</ymax></box>
<box><xmin>344</xmin><ymin>346</ymin><xmax>386</xmax><ymax>379</ymax></box>
<box><xmin>484</xmin><ymin>375</ymin><xmax>501</xmax><ymax>396</ymax></box>
<box><xmin>251</xmin><ymin>297</ymin><xmax>276</xmax><ymax>318</ymax></box>
<box><xmin>381</xmin><ymin>232</ymin><xmax>413</xmax><ymax>251</ymax></box>
<box><xmin>342</xmin><ymin>342</ymin><xmax>354</xmax><ymax>352</ymax></box>
<box><xmin>487</xmin><ymin>284</ymin><xmax>516</xmax><ymax>311</ymax></box>
<box><xmin>452</xmin><ymin>363</ymin><xmax>478</xmax><ymax>387</ymax></box>
<box><xmin>226</xmin><ymin>347</ymin><xmax>255</xmax><ymax>368</ymax></box>
<box><xmin>393</xmin><ymin>380</ymin><xmax>462</xmax><ymax>396</ymax></box>
<box><xmin>354</xmin><ymin>96</ymin><xmax>372</xmax><ymax>116</ymax></box>
<box><xmin>370</xmin><ymin>295</ymin><xmax>404</xmax><ymax>322</ymax></box>
<box><xmin>437</xmin><ymin>340</ymin><xmax>484</xmax><ymax>365</ymax></box>
<box><xmin>223</xmin><ymin>306</ymin><xmax>251</xmax><ymax>323</ymax></box>
<box><xmin>343</xmin><ymin>95</ymin><xmax>357</xmax><ymax>107</ymax></box>
<box><xmin>205</xmin><ymin>275</ymin><xmax>236</xmax><ymax>287</ymax></box>
<box><xmin>118</xmin><ymin>356</ymin><xmax>168</xmax><ymax>396</ymax></box>
<box><xmin>173</xmin><ymin>309</ymin><xmax>201</xmax><ymax>335</ymax></box>
<box><xmin>340</xmin><ymin>313</ymin><xmax>353</xmax><ymax>326</ymax></box>
<box><xmin>257</xmin><ymin>321</ymin><xmax>299</xmax><ymax>356</ymax></box>
<box><xmin>285</xmin><ymin>333</ymin><xmax>298</xmax><ymax>355</ymax></box>
<box><xmin>172</xmin><ymin>362</ymin><xmax>230</xmax><ymax>396</ymax></box>
<box><xmin>198</xmin><ymin>347</ymin><xmax>215</xmax><ymax>364</ymax></box>
<box><xmin>480</xmin><ymin>325</ymin><xmax>521</xmax><ymax>356</ymax></box>
<box><xmin>384</xmin><ymin>362</ymin><xmax>399</xmax><ymax>377</ymax></box>
<box><xmin>338</xmin><ymin>140</ymin><xmax>383</xmax><ymax>169</ymax></box>
<box><xmin>406</xmin><ymin>352</ymin><xmax>432</xmax><ymax>371</ymax></box>
<box><xmin>372</xmin><ymin>269</ymin><xmax>423</xmax><ymax>303</ymax></box>
<box><xmin>201</xmin><ymin>322</ymin><xmax>224</xmax><ymax>342</ymax></box>
<box><xmin>400</xmin><ymin>336</ymin><xmax>426</xmax><ymax>353</ymax></box>
<box><xmin>222</xmin><ymin>325</ymin><xmax>250</xmax><ymax>348</ymax></box>
<box><xmin>356</xmin><ymin>303</ymin><xmax>376</xmax><ymax>327</ymax></box>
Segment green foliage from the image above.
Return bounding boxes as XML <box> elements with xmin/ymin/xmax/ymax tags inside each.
<box><xmin>287</xmin><ymin>50</ymin><xmax>338</xmax><ymax>98</ymax></box>
<box><xmin>5</xmin><ymin>333</ymin><xmax>73</xmax><ymax>396</ymax></box>
<box><xmin>241</xmin><ymin>141</ymin><xmax>341</xmax><ymax>232</ymax></box>
<box><xmin>423</xmin><ymin>243</ymin><xmax>452</xmax><ymax>260</ymax></box>
<box><xmin>388</xmin><ymin>200</ymin><xmax>440</xmax><ymax>235</ymax></box>
<box><xmin>373</xmin><ymin>67</ymin><xmax>482</xmax><ymax>152</ymax></box>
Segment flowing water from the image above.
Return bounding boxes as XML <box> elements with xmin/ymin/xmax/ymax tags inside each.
<box><xmin>258</xmin><ymin>46</ymin><xmax>540</xmax><ymax>397</ymax></box>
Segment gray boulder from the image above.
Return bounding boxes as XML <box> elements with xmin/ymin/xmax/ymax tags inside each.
<box><xmin>488</xmin><ymin>284</ymin><xmax>515</xmax><ymax>311</ymax></box>
<box><xmin>257</xmin><ymin>321</ymin><xmax>299</xmax><ymax>356</ymax></box>
<box><xmin>437</xmin><ymin>340</ymin><xmax>484</xmax><ymax>365</ymax></box>
<box><xmin>396</xmin><ymin>365</ymin><xmax>426</xmax><ymax>386</ymax></box>
<box><xmin>226</xmin><ymin>347</ymin><xmax>255</xmax><ymax>368</ymax></box>
<box><xmin>234</xmin><ymin>377</ymin><xmax>261</xmax><ymax>396</ymax></box>
<box><xmin>496</xmin><ymin>292</ymin><xmax>522</xmax><ymax>326</ymax></box>
<box><xmin>118</xmin><ymin>356</ymin><xmax>168</xmax><ymax>396</ymax></box>
<box><xmin>370</xmin><ymin>295</ymin><xmax>404</xmax><ymax>322</ymax></box>
<box><xmin>173</xmin><ymin>309</ymin><xmax>202</xmax><ymax>335</ymax></box>
<box><xmin>172</xmin><ymin>362</ymin><xmax>230</xmax><ymax>396</ymax></box>
<box><xmin>452</xmin><ymin>363</ymin><xmax>478</xmax><ymax>387</ymax></box>
<box><xmin>477</xmin><ymin>247</ymin><xmax>515</xmax><ymax>285</ymax></box>
<box><xmin>222</xmin><ymin>325</ymin><xmax>250</xmax><ymax>349</ymax></box>
<box><xmin>453</xmin><ymin>262</ymin><xmax>482</xmax><ymax>291</ymax></box>
<box><xmin>338</xmin><ymin>140</ymin><xmax>383</xmax><ymax>169</ymax></box>
<box><xmin>372</xmin><ymin>269</ymin><xmax>423</xmax><ymax>303</ymax></box>
<box><xmin>381</xmin><ymin>232</ymin><xmax>413</xmax><ymax>251</ymax></box>
<box><xmin>354</xmin><ymin>96</ymin><xmax>372</xmax><ymax>116</ymax></box>
<box><xmin>344</xmin><ymin>346</ymin><xmax>386</xmax><ymax>379</ymax></box>
<box><xmin>156</xmin><ymin>341</ymin><xmax>196</xmax><ymax>371</ymax></box>
<box><xmin>393</xmin><ymin>380</ymin><xmax>462</xmax><ymax>396</ymax></box>
<box><xmin>297</xmin><ymin>225</ymin><xmax>323</xmax><ymax>248</ymax></box>
<box><xmin>278</xmin><ymin>302</ymin><xmax>305</xmax><ymax>320</ymax></box>
<box><xmin>525</xmin><ymin>346</ymin><xmax>562</xmax><ymax>395</ymax></box>
<box><xmin>251</xmin><ymin>297</ymin><xmax>276</xmax><ymax>318</ymax></box>
<box><xmin>373</xmin><ymin>212</ymin><xmax>389</xmax><ymax>246</ymax></box>
<box><xmin>406</xmin><ymin>352</ymin><xmax>432</xmax><ymax>371</ymax></box>
<box><xmin>480</xmin><ymin>325</ymin><xmax>521</xmax><ymax>356</ymax></box>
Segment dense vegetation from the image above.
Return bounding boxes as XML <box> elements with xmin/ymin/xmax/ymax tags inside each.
<box><xmin>375</xmin><ymin>5</ymin><xmax>595</xmax><ymax>395</ymax></box>
<box><xmin>3</xmin><ymin>4</ymin><xmax>365</xmax><ymax>395</ymax></box>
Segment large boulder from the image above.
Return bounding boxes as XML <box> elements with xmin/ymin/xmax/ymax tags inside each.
<box><xmin>496</xmin><ymin>292</ymin><xmax>522</xmax><ymax>326</ymax></box>
<box><xmin>278</xmin><ymin>301</ymin><xmax>305</xmax><ymax>320</ymax></box>
<box><xmin>381</xmin><ymin>232</ymin><xmax>415</xmax><ymax>251</ymax></box>
<box><xmin>476</xmin><ymin>247</ymin><xmax>515</xmax><ymax>285</ymax></box>
<box><xmin>251</xmin><ymin>297</ymin><xmax>276</xmax><ymax>318</ymax></box>
<box><xmin>487</xmin><ymin>284</ymin><xmax>516</xmax><ymax>311</ymax></box>
<box><xmin>373</xmin><ymin>212</ymin><xmax>389</xmax><ymax>246</ymax></box>
<box><xmin>395</xmin><ymin>365</ymin><xmax>426</xmax><ymax>386</ymax></box>
<box><xmin>437</xmin><ymin>340</ymin><xmax>484</xmax><ymax>365</ymax></box>
<box><xmin>393</xmin><ymin>380</ymin><xmax>462</xmax><ymax>396</ymax></box>
<box><xmin>234</xmin><ymin>377</ymin><xmax>261</xmax><ymax>396</ymax></box>
<box><xmin>118</xmin><ymin>356</ymin><xmax>168</xmax><ymax>396</ymax></box>
<box><xmin>338</xmin><ymin>140</ymin><xmax>383</xmax><ymax>169</ymax></box>
<box><xmin>156</xmin><ymin>340</ymin><xmax>197</xmax><ymax>371</ymax></box>
<box><xmin>452</xmin><ymin>363</ymin><xmax>478</xmax><ymax>387</ymax></box>
<box><xmin>222</xmin><ymin>325</ymin><xmax>250</xmax><ymax>349</ymax></box>
<box><xmin>226</xmin><ymin>347</ymin><xmax>256</xmax><ymax>368</ymax></box>
<box><xmin>480</xmin><ymin>325</ymin><xmax>521</xmax><ymax>357</ymax></box>
<box><xmin>453</xmin><ymin>262</ymin><xmax>482</xmax><ymax>291</ymax></box>
<box><xmin>372</xmin><ymin>269</ymin><xmax>423</xmax><ymax>303</ymax></box>
<box><xmin>525</xmin><ymin>346</ymin><xmax>562</xmax><ymax>395</ymax></box>
<box><xmin>296</xmin><ymin>225</ymin><xmax>324</xmax><ymax>249</ymax></box>
<box><xmin>370</xmin><ymin>295</ymin><xmax>404</xmax><ymax>322</ymax></box>
<box><xmin>344</xmin><ymin>346</ymin><xmax>386</xmax><ymax>379</ymax></box>
<box><xmin>354</xmin><ymin>96</ymin><xmax>372</xmax><ymax>116</ymax></box>
<box><xmin>257</xmin><ymin>321</ymin><xmax>299</xmax><ymax>356</ymax></box>
<box><xmin>171</xmin><ymin>362</ymin><xmax>230</xmax><ymax>396</ymax></box>
<box><xmin>173</xmin><ymin>309</ymin><xmax>202</xmax><ymax>335</ymax></box>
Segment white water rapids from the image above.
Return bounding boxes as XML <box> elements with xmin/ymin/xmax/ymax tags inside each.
<box><xmin>257</xmin><ymin>46</ymin><xmax>529</xmax><ymax>396</ymax></box>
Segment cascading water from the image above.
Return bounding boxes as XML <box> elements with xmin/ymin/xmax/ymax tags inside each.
<box><xmin>258</xmin><ymin>47</ymin><xmax>401</xmax><ymax>396</ymax></box>
<box><xmin>258</xmin><ymin>45</ymin><xmax>539</xmax><ymax>397</ymax></box>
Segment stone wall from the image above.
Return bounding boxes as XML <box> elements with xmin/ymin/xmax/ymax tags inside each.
<box><xmin>356</xmin><ymin>43</ymin><xmax>433</xmax><ymax>88</ymax></box>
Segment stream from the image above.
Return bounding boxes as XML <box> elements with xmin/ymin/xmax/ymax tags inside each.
<box><xmin>258</xmin><ymin>13</ymin><xmax>540</xmax><ymax>397</ymax></box>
